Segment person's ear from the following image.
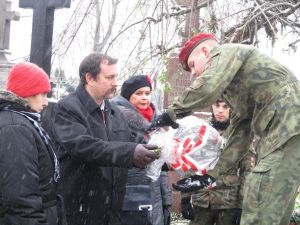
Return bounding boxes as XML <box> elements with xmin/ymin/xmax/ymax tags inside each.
<box><xmin>201</xmin><ymin>46</ymin><xmax>210</xmax><ymax>59</ymax></box>
<box><xmin>85</xmin><ymin>73</ymin><xmax>95</xmax><ymax>86</ymax></box>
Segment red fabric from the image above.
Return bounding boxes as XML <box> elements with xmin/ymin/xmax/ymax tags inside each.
<box><xmin>146</xmin><ymin>75</ymin><xmax>152</xmax><ymax>86</ymax></box>
<box><xmin>179</xmin><ymin>33</ymin><xmax>217</xmax><ymax>72</ymax></box>
<box><xmin>6</xmin><ymin>62</ymin><xmax>51</xmax><ymax>98</ymax></box>
<box><xmin>136</xmin><ymin>105</ymin><xmax>154</xmax><ymax>122</ymax></box>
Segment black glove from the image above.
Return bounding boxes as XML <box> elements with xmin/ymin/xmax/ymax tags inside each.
<box><xmin>181</xmin><ymin>197</ymin><xmax>194</xmax><ymax>220</ymax></box>
<box><xmin>161</xmin><ymin>163</ymin><xmax>170</xmax><ymax>172</ymax></box>
<box><xmin>172</xmin><ymin>174</ymin><xmax>216</xmax><ymax>193</ymax></box>
<box><xmin>133</xmin><ymin>144</ymin><xmax>159</xmax><ymax>168</ymax></box>
<box><xmin>163</xmin><ymin>206</ymin><xmax>171</xmax><ymax>225</ymax></box>
<box><xmin>149</xmin><ymin>112</ymin><xmax>179</xmax><ymax>130</ymax></box>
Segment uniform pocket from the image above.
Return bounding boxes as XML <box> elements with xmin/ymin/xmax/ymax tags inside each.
<box><xmin>242</xmin><ymin>164</ymin><xmax>271</xmax><ymax>213</ymax></box>
<box><xmin>254</xmin><ymin>107</ymin><xmax>276</xmax><ymax>136</ymax></box>
<box><xmin>242</xmin><ymin>151</ymin><xmax>283</xmax><ymax>213</ymax></box>
<box><xmin>222</xmin><ymin>175</ymin><xmax>240</xmax><ymax>186</ymax></box>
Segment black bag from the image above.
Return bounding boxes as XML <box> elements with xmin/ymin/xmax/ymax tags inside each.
<box><xmin>121</xmin><ymin>185</ymin><xmax>152</xmax><ymax>225</ymax></box>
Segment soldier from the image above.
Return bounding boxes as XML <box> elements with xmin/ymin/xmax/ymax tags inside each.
<box><xmin>152</xmin><ymin>33</ymin><xmax>300</xmax><ymax>225</ymax></box>
<box><xmin>181</xmin><ymin>99</ymin><xmax>255</xmax><ymax>225</ymax></box>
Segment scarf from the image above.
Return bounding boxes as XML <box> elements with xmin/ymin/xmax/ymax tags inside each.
<box><xmin>136</xmin><ymin>105</ymin><xmax>154</xmax><ymax>122</ymax></box>
<box><xmin>210</xmin><ymin>115</ymin><xmax>230</xmax><ymax>131</ymax></box>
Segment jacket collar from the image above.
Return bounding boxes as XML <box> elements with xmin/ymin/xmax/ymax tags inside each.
<box><xmin>75</xmin><ymin>84</ymin><xmax>112</xmax><ymax>114</ymax></box>
<box><xmin>112</xmin><ymin>94</ymin><xmax>159</xmax><ymax>122</ymax></box>
<box><xmin>0</xmin><ymin>90</ymin><xmax>30</xmax><ymax>111</ymax></box>
<box><xmin>112</xmin><ymin>95</ymin><xmax>138</xmax><ymax>112</ymax></box>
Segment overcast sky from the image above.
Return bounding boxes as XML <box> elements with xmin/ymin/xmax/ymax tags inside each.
<box><xmin>7</xmin><ymin>1</ymin><xmax>300</xmax><ymax>80</ymax></box>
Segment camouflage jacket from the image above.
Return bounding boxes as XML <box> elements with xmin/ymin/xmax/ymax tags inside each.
<box><xmin>167</xmin><ymin>44</ymin><xmax>300</xmax><ymax>178</ymax></box>
<box><xmin>182</xmin><ymin>126</ymin><xmax>255</xmax><ymax>209</ymax></box>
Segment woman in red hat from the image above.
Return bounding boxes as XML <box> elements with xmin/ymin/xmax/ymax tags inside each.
<box><xmin>0</xmin><ymin>62</ymin><xmax>66</xmax><ymax>225</ymax></box>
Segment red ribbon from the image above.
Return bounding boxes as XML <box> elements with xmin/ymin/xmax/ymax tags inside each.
<box><xmin>170</xmin><ymin>125</ymin><xmax>207</xmax><ymax>173</ymax></box>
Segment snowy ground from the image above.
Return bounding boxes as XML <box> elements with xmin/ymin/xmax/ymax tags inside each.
<box><xmin>172</xmin><ymin>219</ymin><xmax>190</xmax><ymax>225</ymax></box>
<box><xmin>171</xmin><ymin>213</ymin><xmax>190</xmax><ymax>225</ymax></box>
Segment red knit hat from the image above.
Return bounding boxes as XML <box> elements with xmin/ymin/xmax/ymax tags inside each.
<box><xmin>179</xmin><ymin>33</ymin><xmax>217</xmax><ymax>72</ymax></box>
<box><xmin>6</xmin><ymin>62</ymin><xmax>51</xmax><ymax>98</ymax></box>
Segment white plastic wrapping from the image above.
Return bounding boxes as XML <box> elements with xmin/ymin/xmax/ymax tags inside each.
<box><xmin>146</xmin><ymin>116</ymin><xmax>223</xmax><ymax>181</ymax></box>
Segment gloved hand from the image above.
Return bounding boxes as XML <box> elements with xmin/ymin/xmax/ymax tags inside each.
<box><xmin>161</xmin><ymin>163</ymin><xmax>170</xmax><ymax>172</ymax></box>
<box><xmin>172</xmin><ymin>174</ymin><xmax>216</xmax><ymax>193</ymax></box>
<box><xmin>133</xmin><ymin>144</ymin><xmax>159</xmax><ymax>168</ymax></box>
<box><xmin>181</xmin><ymin>196</ymin><xmax>194</xmax><ymax>220</ymax></box>
<box><xmin>163</xmin><ymin>206</ymin><xmax>171</xmax><ymax>225</ymax></box>
<box><xmin>148</xmin><ymin>112</ymin><xmax>179</xmax><ymax>131</ymax></box>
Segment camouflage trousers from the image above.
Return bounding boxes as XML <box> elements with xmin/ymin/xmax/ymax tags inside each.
<box><xmin>190</xmin><ymin>206</ymin><xmax>241</xmax><ymax>225</ymax></box>
<box><xmin>241</xmin><ymin>135</ymin><xmax>300</xmax><ymax>225</ymax></box>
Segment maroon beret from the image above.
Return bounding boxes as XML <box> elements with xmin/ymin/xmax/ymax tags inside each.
<box><xmin>179</xmin><ymin>33</ymin><xmax>217</xmax><ymax>72</ymax></box>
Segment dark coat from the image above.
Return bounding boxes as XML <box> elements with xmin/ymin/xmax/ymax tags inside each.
<box><xmin>46</xmin><ymin>85</ymin><xmax>137</xmax><ymax>225</ymax></box>
<box><xmin>112</xmin><ymin>96</ymin><xmax>172</xmax><ymax>225</ymax></box>
<box><xmin>0</xmin><ymin>91</ymin><xmax>62</xmax><ymax>225</ymax></box>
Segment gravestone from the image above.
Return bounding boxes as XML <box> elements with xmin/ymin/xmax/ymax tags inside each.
<box><xmin>164</xmin><ymin>0</ymin><xmax>200</xmax><ymax>109</ymax></box>
<box><xmin>19</xmin><ymin>0</ymin><xmax>71</xmax><ymax>76</ymax></box>
<box><xmin>164</xmin><ymin>54</ymin><xmax>193</xmax><ymax>107</ymax></box>
<box><xmin>0</xmin><ymin>0</ymin><xmax>20</xmax><ymax>89</ymax></box>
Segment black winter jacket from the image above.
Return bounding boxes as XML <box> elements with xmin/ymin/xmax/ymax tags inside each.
<box><xmin>112</xmin><ymin>96</ymin><xmax>172</xmax><ymax>225</ymax></box>
<box><xmin>46</xmin><ymin>85</ymin><xmax>137</xmax><ymax>225</ymax></box>
<box><xmin>0</xmin><ymin>91</ymin><xmax>63</xmax><ymax>225</ymax></box>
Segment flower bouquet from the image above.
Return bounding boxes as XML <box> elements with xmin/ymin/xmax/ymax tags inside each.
<box><xmin>146</xmin><ymin>115</ymin><xmax>223</xmax><ymax>181</ymax></box>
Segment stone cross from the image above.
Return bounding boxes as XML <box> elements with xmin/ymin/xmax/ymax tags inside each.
<box><xmin>0</xmin><ymin>0</ymin><xmax>20</xmax><ymax>50</ymax></box>
<box><xmin>19</xmin><ymin>0</ymin><xmax>71</xmax><ymax>76</ymax></box>
<box><xmin>0</xmin><ymin>0</ymin><xmax>20</xmax><ymax>89</ymax></box>
<box><xmin>175</xmin><ymin>0</ymin><xmax>200</xmax><ymax>42</ymax></box>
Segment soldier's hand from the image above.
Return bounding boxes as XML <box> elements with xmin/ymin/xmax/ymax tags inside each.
<box><xmin>133</xmin><ymin>144</ymin><xmax>159</xmax><ymax>168</ymax></box>
<box><xmin>181</xmin><ymin>196</ymin><xmax>194</xmax><ymax>220</ymax></box>
<box><xmin>149</xmin><ymin>112</ymin><xmax>179</xmax><ymax>130</ymax></box>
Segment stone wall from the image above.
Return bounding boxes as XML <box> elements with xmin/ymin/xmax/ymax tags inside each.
<box><xmin>164</xmin><ymin>56</ymin><xmax>192</xmax><ymax>108</ymax></box>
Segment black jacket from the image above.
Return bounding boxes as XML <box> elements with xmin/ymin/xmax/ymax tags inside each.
<box><xmin>46</xmin><ymin>85</ymin><xmax>137</xmax><ymax>225</ymax></box>
<box><xmin>112</xmin><ymin>96</ymin><xmax>172</xmax><ymax>225</ymax></box>
<box><xmin>0</xmin><ymin>91</ymin><xmax>62</xmax><ymax>225</ymax></box>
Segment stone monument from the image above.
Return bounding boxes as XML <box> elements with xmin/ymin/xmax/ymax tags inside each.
<box><xmin>0</xmin><ymin>0</ymin><xmax>20</xmax><ymax>89</ymax></box>
<box><xmin>164</xmin><ymin>0</ymin><xmax>201</xmax><ymax>108</ymax></box>
<box><xmin>165</xmin><ymin>0</ymin><xmax>212</xmax><ymax>214</ymax></box>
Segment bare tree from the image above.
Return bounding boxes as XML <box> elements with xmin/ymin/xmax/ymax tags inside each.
<box><xmin>51</xmin><ymin>0</ymin><xmax>300</xmax><ymax>81</ymax></box>
<box><xmin>93</xmin><ymin>0</ymin><xmax>122</xmax><ymax>52</ymax></box>
<box><xmin>217</xmin><ymin>0</ymin><xmax>300</xmax><ymax>45</ymax></box>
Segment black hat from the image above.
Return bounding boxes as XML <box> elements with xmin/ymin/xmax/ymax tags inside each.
<box><xmin>121</xmin><ymin>75</ymin><xmax>152</xmax><ymax>100</ymax></box>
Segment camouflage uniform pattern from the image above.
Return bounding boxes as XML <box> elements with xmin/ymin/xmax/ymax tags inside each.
<box><xmin>183</xmin><ymin>120</ymin><xmax>255</xmax><ymax>225</ymax></box>
<box><xmin>167</xmin><ymin>44</ymin><xmax>300</xmax><ymax>225</ymax></box>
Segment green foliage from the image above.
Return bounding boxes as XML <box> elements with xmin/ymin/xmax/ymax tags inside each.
<box><xmin>158</xmin><ymin>69</ymin><xmax>172</xmax><ymax>92</ymax></box>
<box><xmin>158</xmin><ymin>55</ymin><xmax>172</xmax><ymax>92</ymax></box>
<box><xmin>290</xmin><ymin>211</ymin><xmax>300</xmax><ymax>224</ymax></box>
<box><xmin>290</xmin><ymin>192</ymin><xmax>300</xmax><ymax>224</ymax></box>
